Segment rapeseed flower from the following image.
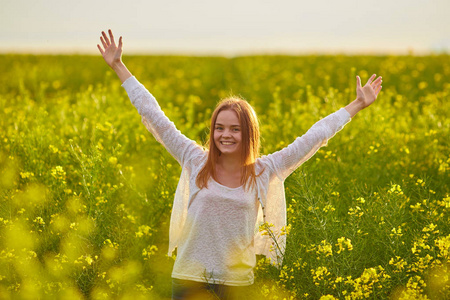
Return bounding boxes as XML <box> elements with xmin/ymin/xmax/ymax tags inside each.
<box><xmin>336</xmin><ymin>237</ymin><xmax>353</xmax><ymax>254</ymax></box>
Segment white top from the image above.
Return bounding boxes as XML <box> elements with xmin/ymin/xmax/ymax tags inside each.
<box><xmin>122</xmin><ymin>76</ymin><xmax>352</xmax><ymax>283</ymax></box>
<box><xmin>172</xmin><ymin>178</ymin><xmax>259</xmax><ymax>285</ymax></box>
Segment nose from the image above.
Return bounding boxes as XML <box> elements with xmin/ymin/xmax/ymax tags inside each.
<box><xmin>222</xmin><ymin>129</ymin><xmax>232</xmax><ymax>137</ymax></box>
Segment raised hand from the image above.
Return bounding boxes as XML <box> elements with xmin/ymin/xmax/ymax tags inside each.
<box><xmin>356</xmin><ymin>74</ymin><xmax>382</xmax><ymax>108</ymax></box>
<box><xmin>97</xmin><ymin>29</ymin><xmax>123</xmax><ymax>69</ymax></box>
<box><xmin>97</xmin><ymin>29</ymin><xmax>132</xmax><ymax>83</ymax></box>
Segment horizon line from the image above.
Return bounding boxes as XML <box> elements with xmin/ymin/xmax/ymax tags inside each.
<box><xmin>0</xmin><ymin>48</ymin><xmax>448</xmax><ymax>57</ymax></box>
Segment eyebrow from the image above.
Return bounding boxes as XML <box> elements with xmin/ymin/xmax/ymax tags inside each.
<box><xmin>215</xmin><ymin>123</ymin><xmax>240</xmax><ymax>127</ymax></box>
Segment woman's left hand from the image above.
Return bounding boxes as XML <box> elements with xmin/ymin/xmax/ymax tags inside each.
<box><xmin>356</xmin><ymin>74</ymin><xmax>382</xmax><ymax>108</ymax></box>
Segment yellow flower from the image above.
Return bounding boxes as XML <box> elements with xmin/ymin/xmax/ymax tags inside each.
<box><xmin>104</xmin><ymin>239</ymin><xmax>119</xmax><ymax>249</ymax></box>
<box><xmin>49</xmin><ymin>145</ymin><xmax>59</xmax><ymax>154</ymax></box>
<box><xmin>422</xmin><ymin>223</ymin><xmax>438</xmax><ymax>233</ymax></box>
<box><xmin>319</xmin><ymin>295</ymin><xmax>337</xmax><ymax>300</ymax></box>
<box><xmin>336</xmin><ymin>237</ymin><xmax>353</xmax><ymax>253</ymax></box>
<box><xmin>415</xmin><ymin>179</ymin><xmax>425</xmax><ymax>187</ymax></box>
<box><xmin>280</xmin><ymin>224</ymin><xmax>291</xmax><ymax>236</ymax></box>
<box><xmin>437</xmin><ymin>195</ymin><xmax>450</xmax><ymax>208</ymax></box>
<box><xmin>33</xmin><ymin>216</ymin><xmax>45</xmax><ymax>225</ymax></box>
<box><xmin>316</xmin><ymin>240</ymin><xmax>333</xmax><ymax>257</ymax></box>
<box><xmin>323</xmin><ymin>204</ymin><xmax>335</xmax><ymax>213</ymax></box>
<box><xmin>388</xmin><ymin>183</ymin><xmax>403</xmax><ymax>195</ymax></box>
<box><xmin>51</xmin><ymin>166</ymin><xmax>66</xmax><ymax>184</ymax></box>
<box><xmin>311</xmin><ymin>266</ymin><xmax>330</xmax><ymax>284</ymax></box>
<box><xmin>20</xmin><ymin>172</ymin><xmax>34</xmax><ymax>179</ymax></box>
<box><xmin>135</xmin><ymin>225</ymin><xmax>153</xmax><ymax>237</ymax></box>
<box><xmin>435</xmin><ymin>235</ymin><xmax>450</xmax><ymax>258</ymax></box>
<box><xmin>142</xmin><ymin>245</ymin><xmax>158</xmax><ymax>260</ymax></box>
<box><xmin>108</xmin><ymin>157</ymin><xmax>118</xmax><ymax>165</ymax></box>
<box><xmin>85</xmin><ymin>255</ymin><xmax>93</xmax><ymax>265</ymax></box>
<box><xmin>418</xmin><ymin>81</ymin><xmax>428</xmax><ymax>89</ymax></box>
<box><xmin>356</xmin><ymin>197</ymin><xmax>366</xmax><ymax>204</ymax></box>
<box><xmin>389</xmin><ymin>256</ymin><xmax>407</xmax><ymax>272</ymax></box>
<box><xmin>390</xmin><ymin>227</ymin><xmax>403</xmax><ymax>238</ymax></box>
<box><xmin>410</xmin><ymin>202</ymin><xmax>424</xmax><ymax>213</ymax></box>
<box><xmin>348</xmin><ymin>206</ymin><xmax>364</xmax><ymax>217</ymax></box>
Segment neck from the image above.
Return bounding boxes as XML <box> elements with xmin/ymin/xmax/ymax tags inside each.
<box><xmin>216</xmin><ymin>154</ymin><xmax>242</xmax><ymax>173</ymax></box>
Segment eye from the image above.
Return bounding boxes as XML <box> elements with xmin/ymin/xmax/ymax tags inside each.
<box><xmin>215</xmin><ymin>126</ymin><xmax>223</xmax><ymax>130</ymax></box>
<box><xmin>233</xmin><ymin>128</ymin><xmax>240</xmax><ymax>132</ymax></box>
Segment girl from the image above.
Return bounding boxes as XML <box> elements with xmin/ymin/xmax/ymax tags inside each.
<box><xmin>98</xmin><ymin>29</ymin><xmax>382</xmax><ymax>300</ymax></box>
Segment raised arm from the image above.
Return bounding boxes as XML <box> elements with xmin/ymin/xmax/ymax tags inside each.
<box><xmin>97</xmin><ymin>29</ymin><xmax>132</xmax><ymax>83</ymax></box>
<box><xmin>261</xmin><ymin>73</ymin><xmax>382</xmax><ymax>180</ymax></box>
<box><xmin>97</xmin><ymin>29</ymin><xmax>204</xmax><ymax>166</ymax></box>
<box><xmin>261</xmin><ymin>108</ymin><xmax>351</xmax><ymax>180</ymax></box>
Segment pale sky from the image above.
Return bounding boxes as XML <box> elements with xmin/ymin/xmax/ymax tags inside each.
<box><xmin>1</xmin><ymin>0</ymin><xmax>449</xmax><ymax>55</ymax></box>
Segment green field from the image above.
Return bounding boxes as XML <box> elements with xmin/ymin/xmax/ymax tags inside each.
<box><xmin>0</xmin><ymin>54</ymin><xmax>449</xmax><ymax>299</ymax></box>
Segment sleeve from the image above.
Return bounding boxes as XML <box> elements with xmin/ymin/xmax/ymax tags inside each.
<box><xmin>262</xmin><ymin>107</ymin><xmax>351</xmax><ymax>180</ymax></box>
<box><xmin>122</xmin><ymin>76</ymin><xmax>204</xmax><ymax>166</ymax></box>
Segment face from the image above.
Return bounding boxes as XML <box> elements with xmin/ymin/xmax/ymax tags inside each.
<box><xmin>213</xmin><ymin>109</ymin><xmax>242</xmax><ymax>157</ymax></box>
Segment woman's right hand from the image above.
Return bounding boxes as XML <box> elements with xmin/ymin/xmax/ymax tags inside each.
<box><xmin>97</xmin><ymin>29</ymin><xmax>123</xmax><ymax>69</ymax></box>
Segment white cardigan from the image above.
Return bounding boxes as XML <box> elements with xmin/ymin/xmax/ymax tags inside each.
<box><xmin>122</xmin><ymin>76</ymin><xmax>352</xmax><ymax>268</ymax></box>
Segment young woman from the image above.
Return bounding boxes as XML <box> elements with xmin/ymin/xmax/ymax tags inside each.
<box><xmin>98</xmin><ymin>29</ymin><xmax>382</xmax><ymax>300</ymax></box>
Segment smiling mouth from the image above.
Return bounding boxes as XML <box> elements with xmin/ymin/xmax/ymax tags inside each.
<box><xmin>220</xmin><ymin>141</ymin><xmax>235</xmax><ymax>145</ymax></box>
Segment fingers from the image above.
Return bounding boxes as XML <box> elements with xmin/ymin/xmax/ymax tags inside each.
<box><xmin>366</xmin><ymin>74</ymin><xmax>376</xmax><ymax>86</ymax></box>
<box><xmin>108</xmin><ymin>29</ymin><xmax>115</xmax><ymax>45</ymax></box>
<box><xmin>375</xmin><ymin>85</ymin><xmax>382</xmax><ymax>96</ymax></box>
<box><xmin>371</xmin><ymin>76</ymin><xmax>382</xmax><ymax>86</ymax></box>
<box><xmin>372</xmin><ymin>81</ymin><xmax>381</xmax><ymax>90</ymax></box>
<box><xmin>118</xmin><ymin>36</ymin><xmax>123</xmax><ymax>50</ymax></box>
<box><xmin>100</xmin><ymin>36</ymin><xmax>107</xmax><ymax>49</ymax></box>
<box><xmin>99</xmin><ymin>29</ymin><xmax>119</xmax><ymax>54</ymax></box>
<box><xmin>358</xmin><ymin>74</ymin><xmax>382</xmax><ymax>88</ymax></box>
<box><xmin>371</xmin><ymin>76</ymin><xmax>382</xmax><ymax>93</ymax></box>
<box><xmin>102</xmin><ymin>31</ymin><xmax>110</xmax><ymax>46</ymax></box>
<box><xmin>97</xmin><ymin>44</ymin><xmax>104</xmax><ymax>54</ymax></box>
<box><xmin>361</xmin><ymin>74</ymin><xmax>382</xmax><ymax>95</ymax></box>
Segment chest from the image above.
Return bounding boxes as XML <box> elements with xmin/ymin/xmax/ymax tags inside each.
<box><xmin>189</xmin><ymin>179</ymin><xmax>258</xmax><ymax>215</ymax></box>
<box><xmin>214</xmin><ymin>168</ymin><xmax>242</xmax><ymax>189</ymax></box>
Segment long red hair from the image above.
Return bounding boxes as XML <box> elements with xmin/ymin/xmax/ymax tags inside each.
<box><xmin>196</xmin><ymin>96</ymin><xmax>261</xmax><ymax>190</ymax></box>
